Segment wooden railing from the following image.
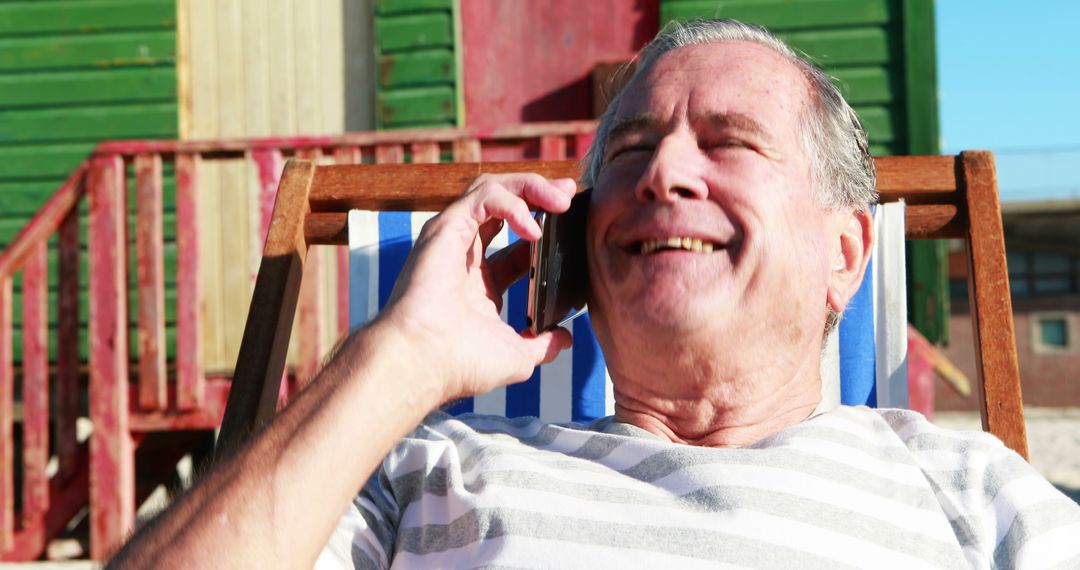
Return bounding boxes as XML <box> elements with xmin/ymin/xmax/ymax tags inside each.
<box><xmin>0</xmin><ymin>121</ymin><xmax>596</xmax><ymax>561</ymax></box>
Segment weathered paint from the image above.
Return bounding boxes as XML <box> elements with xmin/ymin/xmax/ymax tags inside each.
<box><xmin>128</xmin><ymin>378</ymin><xmax>232</xmax><ymax>432</ymax></box>
<box><xmin>4</xmin><ymin>445</ymin><xmax>89</xmax><ymax>562</ymax></box>
<box><xmin>375</xmin><ymin>0</ymin><xmax>460</xmax><ymax>129</ymax></box>
<box><xmin>375</xmin><ymin>144</ymin><xmax>406</xmax><ymax>165</ymax></box>
<box><xmin>0</xmin><ymin>122</ymin><xmax>605</xmax><ymax>560</ymax></box>
<box><xmin>87</xmin><ymin>155</ymin><xmax>134</xmax><ymax>560</ymax></box>
<box><xmin>175</xmin><ymin>154</ymin><xmax>205</xmax><ymax>410</ymax></box>
<box><xmin>0</xmin><ymin>165</ymin><xmax>88</xmax><ymax>280</ymax></box>
<box><xmin>0</xmin><ymin>279</ymin><xmax>11</xmax><ymax>552</ymax></box>
<box><xmin>0</xmin><ymin>1</ymin><xmax>178</xmax><ymax>232</ymax></box>
<box><xmin>295</xmin><ymin>148</ymin><xmax>325</xmax><ymax>385</ymax></box>
<box><xmin>331</xmin><ymin>147</ymin><xmax>363</xmax><ymax>338</ymax></box>
<box><xmin>93</xmin><ymin>121</ymin><xmax>599</xmax><ymax>155</ymax></box>
<box><xmin>21</xmin><ymin>243</ymin><xmax>49</xmax><ymax>528</ymax></box>
<box><xmin>251</xmin><ymin>149</ymin><xmax>285</xmax><ymax>262</ymax></box>
<box><xmin>452</xmin><ymin>138</ymin><xmax>481</xmax><ymax>162</ymax></box>
<box><xmin>180</xmin><ymin>0</ymin><xmax>371</xmax><ymax>373</ymax></box>
<box><xmin>135</xmin><ymin>154</ymin><xmax>168</xmax><ymax>411</ymax></box>
<box><xmin>539</xmin><ymin>135</ymin><xmax>568</xmax><ymax>161</ymax></box>
<box><xmin>901</xmin><ymin>0</ymin><xmax>948</xmax><ymax>344</ymax></box>
<box><xmin>56</xmin><ymin>209</ymin><xmax>81</xmax><ymax>483</ymax></box>
<box><xmin>460</xmin><ymin>0</ymin><xmax>658</xmax><ymax>136</ymax></box>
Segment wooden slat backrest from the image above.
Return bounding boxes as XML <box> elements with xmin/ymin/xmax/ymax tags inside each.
<box><xmin>217</xmin><ymin>152</ymin><xmax>1027</xmax><ymax>461</ymax></box>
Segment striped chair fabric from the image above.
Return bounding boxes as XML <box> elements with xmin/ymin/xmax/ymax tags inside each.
<box><xmin>348</xmin><ymin>202</ymin><xmax>907</xmax><ymax>423</ymax></box>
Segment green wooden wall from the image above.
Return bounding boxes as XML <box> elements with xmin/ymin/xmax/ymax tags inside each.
<box><xmin>660</xmin><ymin>0</ymin><xmax>948</xmax><ymax>341</ymax></box>
<box><xmin>0</xmin><ymin>0</ymin><xmax>179</xmax><ymax>360</ymax></box>
<box><xmin>374</xmin><ymin>0</ymin><xmax>462</xmax><ymax>129</ymax></box>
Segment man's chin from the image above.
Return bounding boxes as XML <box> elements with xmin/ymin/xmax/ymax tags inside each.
<box><xmin>616</xmin><ymin>295</ymin><xmax>722</xmax><ymax>338</ymax></box>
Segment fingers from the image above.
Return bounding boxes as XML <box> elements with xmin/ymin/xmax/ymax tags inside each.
<box><xmin>456</xmin><ymin>174</ymin><xmax>577</xmax><ymax>241</ymax></box>
<box><xmin>521</xmin><ymin>327</ymin><xmax>574</xmax><ymax>368</ymax></box>
<box><xmin>472</xmin><ymin>189</ymin><xmax>541</xmax><ymax>241</ymax></box>
<box><xmin>468</xmin><ymin>173</ymin><xmax>576</xmax><ymax>213</ymax></box>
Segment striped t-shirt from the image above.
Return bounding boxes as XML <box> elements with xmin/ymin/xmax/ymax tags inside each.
<box><xmin>316</xmin><ymin>406</ymin><xmax>1080</xmax><ymax>569</ymax></box>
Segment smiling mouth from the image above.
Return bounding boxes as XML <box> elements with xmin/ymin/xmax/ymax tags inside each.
<box><xmin>637</xmin><ymin>236</ymin><xmax>719</xmax><ymax>254</ymax></box>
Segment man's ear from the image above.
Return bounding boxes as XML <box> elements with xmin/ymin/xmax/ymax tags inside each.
<box><xmin>826</xmin><ymin>207</ymin><xmax>873</xmax><ymax>313</ymax></box>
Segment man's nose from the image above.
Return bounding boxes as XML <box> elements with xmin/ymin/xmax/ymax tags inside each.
<box><xmin>633</xmin><ymin>135</ymin><xmax>708</xmax><ymax>203</ymax></box>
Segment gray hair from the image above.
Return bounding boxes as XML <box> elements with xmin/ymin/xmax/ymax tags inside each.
<box><xmin>582</xmin><ymin>19</ymin><xmax>877</xmax><ymax>211</ymax></box>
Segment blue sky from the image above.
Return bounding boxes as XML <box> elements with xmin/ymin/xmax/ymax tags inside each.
<box><xmin>937</xmin><ymin>0</ymin><xmax>1080</xmax><ymax>202</ymax></box>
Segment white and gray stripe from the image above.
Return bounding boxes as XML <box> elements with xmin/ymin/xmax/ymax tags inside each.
<box><xmin>317</xmin><ymin>406</ymin><xmax>1080</xmax><ymax>569</ymax></box>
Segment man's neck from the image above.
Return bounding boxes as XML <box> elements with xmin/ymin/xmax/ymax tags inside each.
<box><xmin>608</xmin><ymin>343</ymin><xmax>824</xmax><ymax>447</ymax></box>
<box><xmin>614</xmin><ymin>393</ymin><xmax>820</xmax><ymax>447</ymax></box>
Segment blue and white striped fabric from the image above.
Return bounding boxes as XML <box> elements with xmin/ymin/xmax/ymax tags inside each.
<box><xmin>348</xmin><ymin>202</ymin><xmax>907</xmax><ymax>422</ymax></box>
<box><xmin>825</xmin><ymin>201</ymin><xmax>908</xmax><ymax>409</ymax></box>
<box><xmin>348</xmin><ymin>211</ymin><xmax>611</xmax><ymax>424</ymax></box>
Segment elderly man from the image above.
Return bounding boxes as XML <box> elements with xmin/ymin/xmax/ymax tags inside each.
<box><xmin>112</xmin><ymin>19</ymin><xmax>1080</xmax><ymax>569</ymax></box>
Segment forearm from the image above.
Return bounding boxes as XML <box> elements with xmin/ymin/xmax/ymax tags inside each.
<box><xmin>110</xmin><ymin>318</ymin><xmax>442</xmax><ymax>569</ymax></box>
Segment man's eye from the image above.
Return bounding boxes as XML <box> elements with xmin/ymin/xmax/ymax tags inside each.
<box><xmin>609</xmin><ymin>145</ymin><xmax>653</xmax><ymax>160</ymax></box>
<box><xmin>706</xmin><ymin>139</ymin><xmax>749</xmax><ymax>150</ymax></box>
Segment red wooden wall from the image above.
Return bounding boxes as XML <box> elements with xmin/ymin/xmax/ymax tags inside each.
<box><xmin>460</xmin><ymin>0</ymin><xmax>658</xmax><ymax>159</ymax></box>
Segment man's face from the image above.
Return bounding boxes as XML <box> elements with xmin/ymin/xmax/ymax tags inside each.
<box><xmin>587</xmin><ymin>41</ymin><xmax>838</xmax><ymax>379</ymax></box>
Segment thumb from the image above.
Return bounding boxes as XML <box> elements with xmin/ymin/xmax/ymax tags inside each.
<box><xmin>520</xmin><ymin>327</ymin><xmax>574</xmax><ymax>367</ymax></box>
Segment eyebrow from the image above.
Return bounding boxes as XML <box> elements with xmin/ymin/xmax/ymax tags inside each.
<box><xmin>603</xmin><ymin>112</ymin><xmax>769</xmax><ymax>151</ymax></box>
<box><xmin>695</xmin><ymin>112</ymin><xmax>768</xmax><ymax>138</ymax></box>
<box><xmin>604</xmin><ymin>115</ymin><xmax>660</xmax><ymax>149</ymax></box>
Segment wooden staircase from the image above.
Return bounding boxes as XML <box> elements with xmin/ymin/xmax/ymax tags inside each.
<box><xmin>0</xmin><ymin>121</ymin><xmax>597</xmax><ymax>561</ymax></box>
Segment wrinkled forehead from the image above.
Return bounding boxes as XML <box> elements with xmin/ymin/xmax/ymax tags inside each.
<box><xmin>615</xmin><ymin>41</ymin><xmax>813</xmax><ymax>139</ymax></box>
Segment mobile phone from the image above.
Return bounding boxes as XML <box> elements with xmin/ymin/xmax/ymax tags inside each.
<box><xmin>526</xmin><ymin>189</ymin><xmax>591</xmax><ymax>334</ymax></box>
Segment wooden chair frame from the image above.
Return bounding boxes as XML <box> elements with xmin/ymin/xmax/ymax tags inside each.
<box><xmin>216</xmin><ymin>152</ymin><xmax>1028</xmax><ymax>461</ymax></box>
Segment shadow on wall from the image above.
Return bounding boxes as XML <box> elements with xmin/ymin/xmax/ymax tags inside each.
<box><xmin>343</xmin><ymin>0</ymin><xmax>375</xmax><ymax>132</ymax></box>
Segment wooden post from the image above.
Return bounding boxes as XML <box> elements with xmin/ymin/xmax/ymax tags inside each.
<box><xmin>252</xmin><ymin>148</ymin><xmax>285</xmax><ymax>255</ymax></box>
<box><xmin>375</xmin><ymin>144</ymin><xmax>405</xmax><ymax>165</ymax></box>
<box><xmin>216</xmin><ymin>159</ymin><xmax>316</xmax><ymax>462</ymax></box>
<box><xmin>295</xmin><ymin>149</ymin><xmax>324</xmax><ymax>386</ymax></box>
<box><xmin>960</xmin><ymin>151</ymin><xmax>1028</xmax><ymax>459</ymax></box>
<box><xmin>87</xmin><ymin>154</ymin><xmax>134</xmax><ymax>560</ymax></box>
<box><xmin>410</xmin><ymin>142</ymin><xmax>441</xmax><ymax>164</ymax></box>
<box><xmin>539</xmin><ymin>135</ymin><xmax>567</xmax><ymax>160</ymax></box>
<box><xmin>296</xmin><ymin>244</ymin><xmax>323</xmax><ymax>385</ymax></box>
<box><xmin>250</xmin><ymin>149</ymin><xmax>289</xmax><ymax>398</ymax></box>
<box><xmin>135</xmin><ymin>154</ymin><xmax>167</xmax><ymax>411</ymax></box>
<box><xmin>331</xmin><ymin>147</ymin><xmax>362</xmax><ymax>339</ymax></box>
<box><xmin>451</xmin><ymin>138</ymin><xmax>481</xmax><ymax>162</ymax></box>
<box><xmin>176</xmin><ymin>153</ymin><xmax>205</xmax><ymax>410</ymax></box>
<box><xmin>21</xmin><ymin>243</ymin><xmax>49</xmax><ymax>530</ymax></box>
<box><xmin>57</xmin><ymin>207</ymin><xmax>81</xmax><ymax>483</ymax></box>
<box><xmin>0</xmin><ymin>279</ymin><xmax>12</xmax><ymax>553</ymax></box>
<box><xmin>573</xmin><ymin>133</ymin><xmax>595</xmax><ymax>161</ymax></box>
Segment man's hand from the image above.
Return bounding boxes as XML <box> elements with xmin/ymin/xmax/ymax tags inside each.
<box><xmin>381</xmin><ymin>173</ymin><xmax>577</xmax><ymax>404</ymax></box>
<box><xmin>108</xmin><ymin>173</ymin><xmax>578</xmax><ymax>569</ymax></box>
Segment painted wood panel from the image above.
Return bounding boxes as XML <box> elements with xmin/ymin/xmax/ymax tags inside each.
<box><xmin>180</xmin><ymin>0</ymin><xmax>374</xmax><ymax>373</ymax></box>
<box><xmin>460</xmin><ymin>0</ymin><xmax>659</xmax><ymax>130</ymax></box>
<box><xmin>375</xmin><ymin>0</ymin><xmax>460</xmax><ymax>129</ymax></box>
<box><xmin>0</xmin><ymin>0</ymin><xmax>179</xmax><ymax>372</ymax></box>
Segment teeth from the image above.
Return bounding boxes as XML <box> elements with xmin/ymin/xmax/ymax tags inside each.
<box><xmin>639</xmin><ymin>237</ymin><xmax>718</xmax><ymax>254</ymax></box>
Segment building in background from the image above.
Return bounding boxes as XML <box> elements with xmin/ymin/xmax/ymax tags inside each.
<box><xmin>939</xmin><ymin>201</ymin><xmax>1080</xmax><ymax>410</ymax></box>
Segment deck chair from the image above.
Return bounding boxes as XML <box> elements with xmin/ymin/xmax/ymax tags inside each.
<box><xmin>347</xmin><ymin>209</ymin><xmax>611</xmax><ymax>422</ymax></box>
<box><xmin>216</xmin><ymin>152</ymin><xmax>1028</xmax><ymax>462</ymax></box>
<box><xmin>344</xmin><ymin>202</ymin><xmax>907</xmax><ymax>423</ymax></box>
